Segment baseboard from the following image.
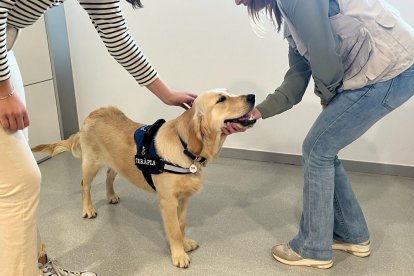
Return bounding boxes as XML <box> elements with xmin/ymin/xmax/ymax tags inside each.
<box><xmin>37</xmin><ymin>148</ymin><xmax>413</xmax><ymax>178</ymax></box>
<box><xmin>220</xmin><ymin>148</ymin><xmax>414</xmax><ymax>178</ymax></box>
<box><xmin>36</xmin><ymin>156</ymin><xmax>51</xmax><ymax>164</ymax></box>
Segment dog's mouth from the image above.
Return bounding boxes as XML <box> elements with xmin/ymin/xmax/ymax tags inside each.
<box><xmin>224</xmin><ymin>110</ymin><xmax>257</xmax><ymax>127</ymax></box>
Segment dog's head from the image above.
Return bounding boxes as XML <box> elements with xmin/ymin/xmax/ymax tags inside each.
<box><xmin>193</xmin><ymin>88</ymin><xmax>257</xmax><ymax>129</ymax></box>
<box><xmin>183</xmin><ymin>89</ymin><xmax>256</xmax><ymax>160</ymax></box>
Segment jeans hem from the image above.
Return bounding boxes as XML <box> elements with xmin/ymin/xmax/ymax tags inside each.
<box><xmin>333</xmin><ymin>234</ymin><xmax>370</xmax><ymax>245</ymax></box>
<box><xmin>289</xmin><ymin>240</ymin><xmax>333</xmax><ymax>261</ymax></box>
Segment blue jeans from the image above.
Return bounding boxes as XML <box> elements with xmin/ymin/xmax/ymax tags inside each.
<box><xmin>289</xmin><ymin>64</ymin><xmax>414</xmax><ymax>261</ymax></box>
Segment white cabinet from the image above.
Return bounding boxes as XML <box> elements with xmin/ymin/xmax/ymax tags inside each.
<box><xmin>13</xmin><ymin>17</ymin><xmax>53</xmax><ymax>85</ymax></box>
<box><xmin>13</xmin><ymin>17</ymin><xmax>62</xmax><ymax>161</ymax></box>
<box><xmin>25</xmin><ymin>81</ymin><xmax>61</xmax><ymax>160</ymax></box>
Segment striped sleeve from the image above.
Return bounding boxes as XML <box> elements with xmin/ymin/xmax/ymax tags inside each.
<box><xmin>79</xmin><ymin>0</ymin><xmax>158</xmax><ymax>86</ymax></box>
<box><xmin>0</xmin><ymin>1</ymin><xmax>15</xmax><ymax>81</ymax></box>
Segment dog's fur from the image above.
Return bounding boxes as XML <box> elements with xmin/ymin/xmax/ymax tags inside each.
<box><xmin>32</xmin><ymin>90</ymin><xmax>255</xmax><ymax>268</ymax></box>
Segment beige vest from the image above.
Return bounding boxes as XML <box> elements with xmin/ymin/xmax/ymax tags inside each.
<box><xmin>278</xmin><ymin>0</ymin><xmax>414</xmax><ymax>90</ymax></box>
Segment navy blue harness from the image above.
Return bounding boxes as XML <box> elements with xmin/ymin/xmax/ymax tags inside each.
<box><xmin>134</xmin><ymin>119</ymin><xmax>206</xmax><ymax>191</ymax></box>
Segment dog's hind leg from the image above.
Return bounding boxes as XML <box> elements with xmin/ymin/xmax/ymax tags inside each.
<box><xmin>158</xmin><ymin>196</ymin><xmax>190</xmax><ymax>268</ymax></box>
<box><xmin>106</xmin><ymin>168</ymin><xmax>120</xmax><ymax>204</ymax></box>
<box><xmin>178</xmin><ymin>198</ymin><xmax>198</xmax><ymax>253</ymax></box>
<box><xmin>81</xmin><ymin>159</ymin><xmax>100</xmax><ymax>219</ymax></box>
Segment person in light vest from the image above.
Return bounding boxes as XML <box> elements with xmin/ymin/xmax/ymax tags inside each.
<box><xmin>231</xmin><ymin>0</ymin><xmax>414</xmax><ymax>269</ymax></box>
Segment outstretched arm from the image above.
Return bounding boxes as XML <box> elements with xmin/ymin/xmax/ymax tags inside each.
<box><xmin>79</xmin><ymin>0</ymin><xmax>196</xmax><ymax>107</ymax></box>
<box><xmin>279</xmin><ymin>0</ymin><xmax>344</xmax><ymax>105</ymax></box>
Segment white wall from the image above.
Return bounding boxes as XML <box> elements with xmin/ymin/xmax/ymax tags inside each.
<box><xmin>64</xmin><ymin>0</ymin><xmax>414</xmax><ymax>167</ymax></box>
<box><xmin>13</xmin><ymin>17</ymin><xmax>61</xmax><ymax>161</ymax></box>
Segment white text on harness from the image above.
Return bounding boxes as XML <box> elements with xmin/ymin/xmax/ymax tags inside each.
<box><xmin>135</xmin><ymin>158</ymin><xmax>156</xmax><ymax>166</ymax></box>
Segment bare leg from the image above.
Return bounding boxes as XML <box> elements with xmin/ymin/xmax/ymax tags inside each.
<box><xmin>38</xmin><ymin>255</ymin><xmax>46</xmax><ymax>265</ymax></box>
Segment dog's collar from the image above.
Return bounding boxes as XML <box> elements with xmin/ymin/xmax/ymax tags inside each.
<box><xmin>179</xmin><ymin>138</ymin><xmax>207</xmax><ymax>165</ymax></box>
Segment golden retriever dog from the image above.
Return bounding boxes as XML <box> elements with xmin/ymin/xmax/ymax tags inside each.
<box><xmin>32</xmin><ymin>89</ymin><xmax>256</xmax><ymax>268</ymax></box>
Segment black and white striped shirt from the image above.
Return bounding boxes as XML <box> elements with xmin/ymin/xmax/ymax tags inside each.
<box><xmin>0</xmin><ymin>0</ymin><xmax>158</xmax><ymax>85</ymax></box>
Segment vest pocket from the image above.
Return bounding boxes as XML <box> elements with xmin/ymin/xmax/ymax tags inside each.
<box><xmin>375</xmin><ymin>10</ymin><xmax>397</xmax><ymax>29</ymax></box>
<box><xmin>375</xmin><ymin>9</ymin><xmax>413</xmax><ymax>52</ymax></box>
<box><xmin>364</xmin><ymin>50</ymin><xmax>392</xmax><ymax>81</ymax></box>
<box><xmin>330</xmin><ymin>14</ymin><xmax>373</xmax><ymax>82</ymax></box>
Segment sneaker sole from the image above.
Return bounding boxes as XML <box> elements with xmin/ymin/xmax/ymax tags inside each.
<box><xmin>272</xmin><ymin>253</ymin><xmax>333</xmax><ymax>269</ymax></box>
<box><xmin>332</xmin><ymin>243</ymin><xmax>371</xmax><ymax>258</ymax></box>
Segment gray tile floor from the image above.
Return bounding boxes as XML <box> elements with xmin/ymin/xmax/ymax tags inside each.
<box><xmin>38</xmin><ymin>153</ymin><xmax>414</xmax><ymax>276</ymax></box>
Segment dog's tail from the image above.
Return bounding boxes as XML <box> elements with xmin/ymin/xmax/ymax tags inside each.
<box><xmin>31</xmin><ymin>132</ymin><xmax>82</xmax><ymax>158</ymax></box>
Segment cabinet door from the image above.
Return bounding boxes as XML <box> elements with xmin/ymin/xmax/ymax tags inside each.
<box><xmin>12</xmin><ymin>17</ymin><xmax>62</xmax><ymax>161</ymax></box>
<box><xmin>12</xmin><ymin>17</ymin><xmax>53</xmax><ymax>85</ymax></box>
<box><xmin>25</xmin><ymin>80</ymin><xmax>61</xmax><ymax>161</ymax></box>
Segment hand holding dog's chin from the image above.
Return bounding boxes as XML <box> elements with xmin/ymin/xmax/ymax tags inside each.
<box><xmin>221</xmin><ymin>108</ymin><xmax>262</xmax><ymax>136</ymax></box>
<box><xmin>221</xmin><ymin>122</ymin><xmax>245</xmax><ymax>136</ymax></box>
<box><xmin>250</xmin><ymin>107</ymin><xmax>262</xmax><ymax>120</ymax></box>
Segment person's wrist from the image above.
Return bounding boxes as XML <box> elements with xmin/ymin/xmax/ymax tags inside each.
<box><xmin>0</xmin><ymin>87</ymin><xmax>15</xmax><ymax>100</ymax></box>
<box><xmin>0</xmin><ymin>79</ymin><xmax>14</xmax><ymax>97</ymax></box>
<box><xmin>162</xmin><ymin>90</ymin><xmax>175</xmax><ymax>105</ymax></box>
<box><xmin>253</xmin><ymin>107</ymin><xmax>262</xmax><ymax>120</ymax></box>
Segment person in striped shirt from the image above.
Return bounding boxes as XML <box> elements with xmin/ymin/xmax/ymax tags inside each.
<box><xmin>0</xmin><ymin>0</ymin><xmax>196</xmax><ymax>275</ymax></box>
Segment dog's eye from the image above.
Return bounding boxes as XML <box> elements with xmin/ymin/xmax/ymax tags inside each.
<box><xmin>216</xmin><ymin>96</ymin><xmax>226</xmax><ymax>104</ymax></box>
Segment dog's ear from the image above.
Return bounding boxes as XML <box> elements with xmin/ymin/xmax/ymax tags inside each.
<box><xmin>187</xmin><ymin>111</ymin><xmax>204</xmax><ymax>156</ymax></box>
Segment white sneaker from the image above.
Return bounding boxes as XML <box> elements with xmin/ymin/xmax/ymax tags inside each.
<box><xmin>332</xmin><ymin>240</ymin><xmax>371</xmax><ymax>257</ymax></box>
<box><xmin>272</xmin><ymin>243</ymin><xmax>333</xmax><ymax>269</ymax></box>
<box><xmin>39</xmin><ymin>258</ymin><xmax>97</xmax><ymax>276</ymax></box>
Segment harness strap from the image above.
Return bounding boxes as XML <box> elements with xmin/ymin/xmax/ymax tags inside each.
<box><xmin>135</xmin><ymin>120</ymin><xmax>207</xmax><ymax>192</ymax></box>
<box><xmin>136</xmin><ymin>119</ymin><xmax>166</xmax><ymax>191</ymax></box>
<box><xmin>143</xmin><ymin>172</ymin><xmax>157</xmax><ymax>191</ymax></box>
<box><xmin>179</xmin><ymin>138</ymin><xmax>207</xmax><ymax>165</ymax></box>
<box><xmin>164</xmin><ymin>163</ymin><xmax>193</xmax><ymax>174</ymax></box>
<box><xmin>142</xmin><ymin>119</ymin><xmax>165</xmax><ymax>156</ymax></box>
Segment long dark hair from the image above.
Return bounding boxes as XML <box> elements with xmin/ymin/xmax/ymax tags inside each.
<box><xmin>126</xmin><ymin>0</ymin><xmax>143</xmax><ymax>9</ymax></box>
<box><xmin>247</xmin><ymin>0</ymin><xmax>282</xmax><ymax>32</ymax></box>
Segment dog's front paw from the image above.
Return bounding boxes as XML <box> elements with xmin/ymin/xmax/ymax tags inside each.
<box><xmin>184</xmin><ymin>238</ymin><xmax>199</xmax><ymax>252</ymax></box>
<box><xmin>82</xmin><ymin>206</ymin><xmax>97</xmax><ymax>219</ymax></box>
<box><xmin>171</xmin><ymin>251</ymin><xmax>190</xmax><ymax>268</ymax></box>
<box><xmin>107</xmin><ymin>193</ymin><xmax>120</xmax><ymax>204</ymax></box>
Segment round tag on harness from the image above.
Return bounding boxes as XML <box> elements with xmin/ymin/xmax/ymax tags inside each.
<box><xmin>189</xmin><ymin>164</ymin><xmax>198</xmax><ymax>173</ymax></box>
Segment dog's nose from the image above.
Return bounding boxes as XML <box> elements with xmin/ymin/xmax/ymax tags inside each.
<box><xmin>246</xmin><ymin>94</ymin><xmax>255</xmax><ymax>104</ymax></box>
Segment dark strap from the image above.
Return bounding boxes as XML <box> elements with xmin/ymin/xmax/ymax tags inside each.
<box><xmin>179</xmin><ymin>138</ymin><xmax>207</xmax><ymax>164</ymax></box>
<box><xmin>141</xmin><ymin>119</ymin><xmax>165</xmax><ymax>156</ymax></box>
<box><xmin>143</xmin><ymin>172</ymin><xmax>156</xmax><ymax>191</ymax></box>
<box><xmin>137</xmin><ymin>119</ymin><xmax>166</xmax><ymax>191</ymax></box>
